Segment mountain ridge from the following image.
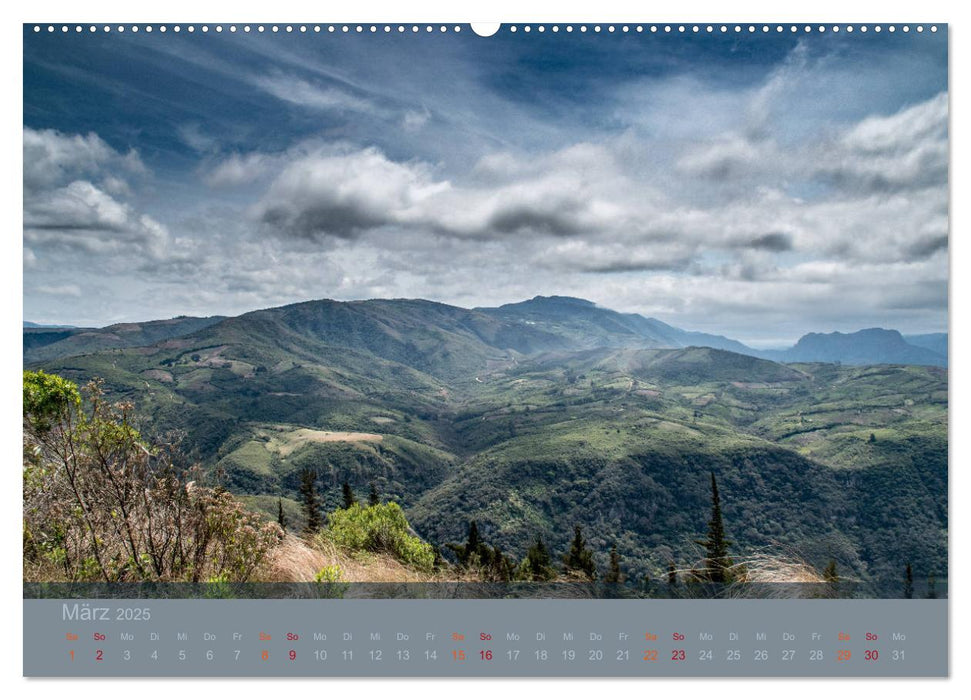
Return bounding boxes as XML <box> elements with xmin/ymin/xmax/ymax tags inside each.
<box><xmin>25</xmin><ymin>296</ymin><xmax>947</xmax><ymax>368</ymax></box>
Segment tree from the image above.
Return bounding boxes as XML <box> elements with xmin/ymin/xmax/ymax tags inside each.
<box><xmin>23</xmin><ymin>371</ymin><xmax>280</xmax><ymax>583</ymax></box>
<box><xmin>904</xmin><ymin>563</ymin><xmax>914</xmax><ymax>599</ymax></box>
<box><xmin>604</xmin><ymin>543</ymin><xmax>624</xmax><ymax>584</ymax></box>
<box><xmin>927</xmin><ymin>574</ymin><xmax>938</xmax><ymax>599</ymax></box>
<box><xmin>277</xmin><ymin>499</ymin><xmax>287</xmax><ymax>532</ymax></box>
<box><xmin>868</xmin><ymin>433</ymin><xmax>877</xmax><ymax>444</ymax></box>
<box><xmin>368</xmin><ymin>481</ymin><xmax>380</xmax><ymax>507</ymax></box>
<box><xmin>342</xmin><ymin>481</ymin><xmax>357</xmax><ymax>510</ymax></box>
<box><xmin>521</xmin><ymin>536</ymin><xmax>557</xmax><ymax>581</ymax></box>
<box><xmin>696</xmin><ymin>472</ymin><xmax>733</xmax><ymax>583</ymax></box>
<box><xmin>450</xmin><ymin>520</ymin><xmax>484</xmax><ymax>567</ymax></box>
<box><xmin>299</xmin><ymin>468</ymin><xmax>322</xmax><ymax>535</ymax></box>
<box><xmin>446</xmin><ymin>521</ymin><xmax>516</xmax><ymax>581</ymax></box>
<box><xmin>563</xmin><ymin>524</ymin><xmax>596</xmax><ymax>580</ymax></box>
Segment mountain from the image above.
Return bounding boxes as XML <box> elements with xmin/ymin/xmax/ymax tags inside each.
<box><xmin>24</xmin><ymin>296</ymin><xmax>947</xmax><ymax>371</ymax></box>
<box><xmin>23</xmin><ymin>321</ymin><xmax>76</xmax><ymax>329</ymax></box>
<box><xmin>905</xmin><ymin>333</ymin><xmax>948</xmax><ymax>360</ymax></box>
<box><xmin>761</xmin><ymin>328</ymin><xmax>947</xmax><ymax>367</ymax></box>
<box><xmin>23</xmin><ymin>315</ymin><xmax>227</xmax><ymax>363</ymax></box>
<box><xmin>25</xmin><ymin>296</ymin><xmax>947</xmax><ymax>595</ymax></box>
<box><xmin>478</xmin><ymin>296</ymin><xmax>756</xmax><ymax>354</ymax></box>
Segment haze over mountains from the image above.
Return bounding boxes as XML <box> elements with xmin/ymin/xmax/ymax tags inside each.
<box><xmin>24</xmin><ymin>295</ymin><xmax>947</xmax><ymax>368</ymax></box>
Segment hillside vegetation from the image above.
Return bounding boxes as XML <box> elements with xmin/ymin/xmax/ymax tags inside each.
<box><xmin>25</xmin><ymin>297</ymin><xmax>948</xmax><ymax>596</ymax></box>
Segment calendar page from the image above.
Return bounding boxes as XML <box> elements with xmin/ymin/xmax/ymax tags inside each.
<box><xmin>22</xmin><ymin>21</ymin><xmax>948</xmax><ymax>678</ymax></box>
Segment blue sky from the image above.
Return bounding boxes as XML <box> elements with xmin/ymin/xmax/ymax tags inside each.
<box><xmin>23</xmin><ymin>25</ymin><xmax>948</xmax><ymax>345</ymax></box>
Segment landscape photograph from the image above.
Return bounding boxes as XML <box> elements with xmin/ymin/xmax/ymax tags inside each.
<box><xmin>23</xmin><ymin>25</ymin><xmax>947</xmax><ymax>598</ymax></box>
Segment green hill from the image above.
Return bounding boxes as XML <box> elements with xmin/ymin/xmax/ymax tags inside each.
<box><xmin>28</xmin><ymin>297</ymin><xmax>947</xmax><ymax>596</ymax></box>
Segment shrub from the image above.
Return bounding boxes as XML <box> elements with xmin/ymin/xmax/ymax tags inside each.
<box><xmin>327</xmin><ymin>502</ymin><xmax>435</xmax><ymax>571</ymax></box>
<box><xmin>23</xmin><ymin>372</ymin><xmax>282</xmax><ymax>583</ymax></box>
<box><xmin>314</xmin><ymin>564</ymin><xmax>343</xmax><ymax>583</ymax></box>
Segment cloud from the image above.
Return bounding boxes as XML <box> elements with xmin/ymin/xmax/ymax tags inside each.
<box><xmin>177</xmin><ymin>123</ymin><xmax>220</xmax><ymax>154</ymax></box>
<box><xmin>254</xmin><ymin>146</ymin><xmax>450</xmax><ymax>239</ymax></box>
<box><xmin>402</xmin><ymin>108</ymin><xmax>431</xmax><ymax>131</ymax></box>
<box><xmin>205</xmin><ymin>152</ymin><xmax>274</xmax><ymax>188</ymax></box>
<box><xmin>23</xmin><ymin>128</ymin><xmax>172</xmax><ymax>262</ymax></box>
<box><xmin>252</xmin><ymin>73</ymin><xmax>380</xmax><ymax>114</ymax></box>
<box><xmin>24</xmin><ymin>179</ymin><xmax>171</xmax><ymax>258</ymax></box>
<box><xmin>34</xmin><ymin>284</ymin><xmax>82</xmax><ymax>297</ymax></box>
<box><xmin>745</xmin><ymin>233</ymin><xmax>793</xmax><ymax>252</ymax></box>
<box><xmin>816</xmin><ymin>92</ymin><xmax>949</xmax><ymax>193</ymax></box>
<box><xmin>23</xmin><ymin>128</ymin><xmax>144</xmax><ymax>191</ymax></box>
<box><xmin>23</xmin><ymin>37</ymin><xmax>948</xmax><ymax>341</ymax></box>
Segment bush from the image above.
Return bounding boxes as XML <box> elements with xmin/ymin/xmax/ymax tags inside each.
<box><xmin>23</xmin><ymin>372</ymin><xmax>282</xmax><ymax>583</ymax></box>
<box><xmin>327</xmin><ymin>502</ymin><xmax>435</xmax><ymax>571</ymax></box>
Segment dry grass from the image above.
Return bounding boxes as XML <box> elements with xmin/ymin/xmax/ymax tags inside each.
<box><xmin>257</xmin><ymin>426</ymin><xmax>383</xmax><ymax>457</ymax></box>
<box><xmin>727</xmin><ymin>549</ymin><xmax>850</xmax><ymax>599</ymax></box>
<box><xmin>259</xmin><ymin>534</ymin><xmax>460</xmax><ymax>583</ymax></box>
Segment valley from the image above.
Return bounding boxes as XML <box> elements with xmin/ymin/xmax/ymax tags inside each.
<box><xmin>25</xmin><ymin>296</ymin><xmax>948</xmax><ymax>596</ymax></box>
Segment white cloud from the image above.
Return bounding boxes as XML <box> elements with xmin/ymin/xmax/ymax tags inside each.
<box><xmin>205</xmin><ymin>152</ymin><xmax>273</xmax><ymax>188</ymax></box>
<box><xmin>23</xmin><ymin>128</ymin><xmax>174</xmax><ymax>263</ymax></box>
<box><xmin>23</xmin><ymin>128</ymin><xmax>144</xmax><ymax>191</ymax></box>
<box><xmin>34</xmin><ymin>284</ymin><xmax>82</xmax><ymax>297</ymax></box>
<box><xmin>253</xmin><ymin>74</ymin><xmax>380</xmax><ymax>114</ymax></box>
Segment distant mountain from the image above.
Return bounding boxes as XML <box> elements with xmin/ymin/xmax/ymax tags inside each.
<box><xmin>23</xmin><ymin>315</ymin><xmax>227</xmax><ymax>363</ymax></box>
<box><xmin>478</xmin><ymin>295</ymin><xmax>756</xmax><ymax>354</ymax></box>
<box><xmin>24</xmin><ymin>296</ymin><xmax>948</xmax><ymax>371</ymax></box>
<box><xmin>760</xmin><ymin>328</ymin><xmax>947</xmax><ymax>367</ymax></box>
<box><xmin>905</xmin><ymin>333</ymin><xmax>948</xmax><ymax>361</ymax></box>
<box><xmin>23</xmin><ymin>321</ymin><xmax>76</xmax><ymax>329</ymax></box>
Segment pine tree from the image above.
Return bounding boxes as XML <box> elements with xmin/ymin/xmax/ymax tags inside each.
<box><xmin>462</xmin><ymin>520</ymin><xmax>483</xmax><ymax>566</ymax></box>
<box><xmin>342</xmin><ymin>481</ymin><xmax>357</xmax><ymax>510</ymax></box>
<box><xmin>604</xmin><ymin>543</ymin><xmax>624</xmax><ymax>584</ymax></box>
<box><xmin>277</xmin><ymin>498</ymin><xmax>287</xmax><ymax>532</ymax></box>
<box><xmin>523</xmin><ymin>536</ymin><xmax>557</xmax><ymax>581</ymax></box>
<box><xmin>563</xmin><ymin>524</ymin><xmax>596</xmax><ymax>579</ymax></box>
<box><xmin>299</xmin><ymin>468</ymin><xmax>321</xmax><ymax>535</ymax></box>
<box><xmin>696</xmin><ymin>472</ymin><xmax>733</xmax><ymax>583</ymax></box>
<box><xmin>823</xmin><ymin>560</ymin><xmax>838</xmax><ymax>582</ymax></box>
<box><xmin>904</xmin><ymin>563</ymin><xmax>914</xmax><ymax>599</ymax></box>
<box><xmin>368</xmin><ymin>481</ymin><xmax>380</xmax><ymax>507</ymax></box>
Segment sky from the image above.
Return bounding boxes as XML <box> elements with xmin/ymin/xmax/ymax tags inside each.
<box><xmin>23</xmin><ymin>25</ymin><xmax>948</xmax><ymax>347</ymax></box>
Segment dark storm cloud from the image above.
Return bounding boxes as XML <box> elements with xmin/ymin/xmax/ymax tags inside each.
<box><xmin>907</xmin><ymin>235</ymin><xmax>949</xmax><ymax>259</ymax></box>
<box><xmin>487</xmin><ymin>206</ymin><xmax>583</xmax><ymax>238</ymax></box>
<box><xmin>744</xmin><ymin>233</ymin><xmax>793</xmax><ymax>252</ymax></box>
<box><xmin>260</xmin><ymin>201</ymin><xmax>391</xmax><ymax>240</ymax></box>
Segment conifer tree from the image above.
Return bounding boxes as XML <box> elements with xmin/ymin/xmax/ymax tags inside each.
<box><xmin>696</xmin><ymin>472</ymin><xmax>733</xmax><ymax>583</ymax></box>
<box><xmin>277</xmin><ymin>498</ymin><xmax>287</xmax><ymax>532</ymax></box>
<box><xmin>368</xmin><ymin>481</ymin><xmax>380</xmax><ymax>507</ymax></box>
<box><xmin>604</xmin><ymin>543</ymin><xmax>624</xmax><ymax>584</ymax></box>
<box><xmin>342</xmin><ymin>481</ymin><xmax>357</xmax><ymax>510</ymax></box>
<box><xmin>523</xmin><ymin>536</ymin><xmax>557</xmax><ymax>581</ymax></box>
<box><xmin>563</xmin><ymin>524</ymin><xmax>596</xmax><ymax>579</ymax></box>
<box><xmin>904</xmin><ymin>563</ymin><xmax>914</xmax><ymax>599</ymax></box>
<box><xmin>299</xmin><ymin>468</ymin><xmax>322</xmax><ymax>535</ymax></box>
<box><xmin>447</xmin><ymin>520</ymin><xmax>484</xmax><ymax>568</ymax></box>
<box><xmin>462</xmin><ymin>520</ymin><xmax>482</xmax><ymax>566</ymax></box>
